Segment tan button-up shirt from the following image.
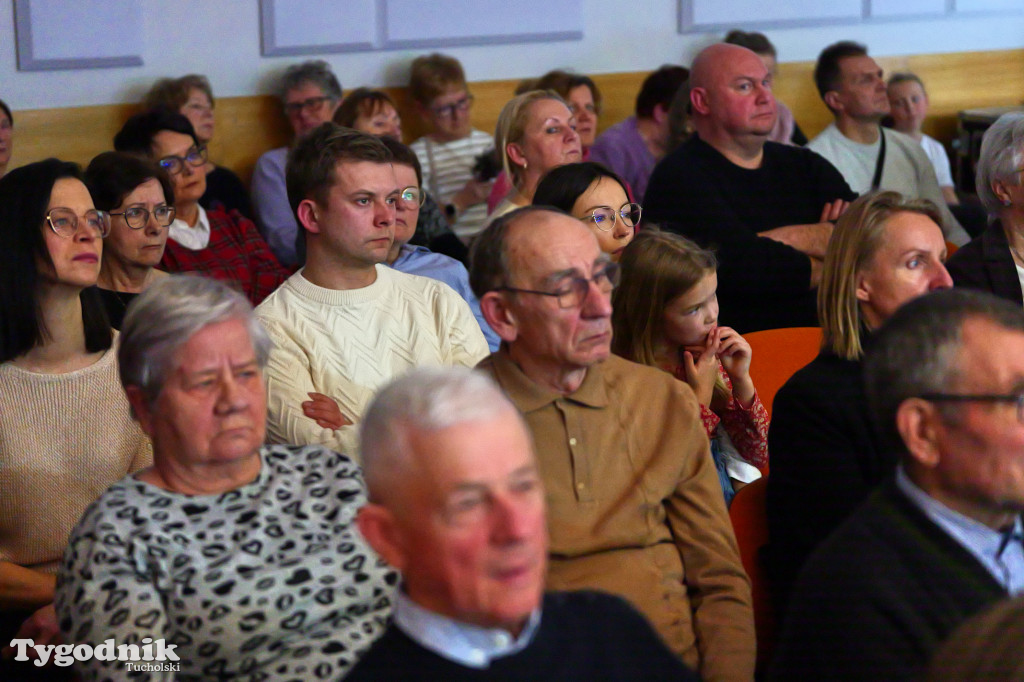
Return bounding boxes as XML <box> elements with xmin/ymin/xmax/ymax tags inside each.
<box><xmin>479</xmin><ymin>350</ymin><xmax>755</xmax><ymax>682</ymax></box>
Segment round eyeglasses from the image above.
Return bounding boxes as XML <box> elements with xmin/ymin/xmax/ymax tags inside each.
<box><xmin>46</xmin><ymin>207</ymin><xmax>111</xmax><ymax>239</ymax></box>
<box><xmin>109</xmin><ymin>205</ymin><xmax>177</xmax><ymax>229</ymax></box>
<box><xmin>581</xmin><ymin>203</ymin><xmax>642</xmax><ymax>232</ymax></box>
<box><xmin>399</xmin><ymin>186</ymin><xmax>426</xmax><ymax>207</ymax></box>
<box><xmin>158</xmin><ymin>146</ymin><xmax>208</xmax><ymax>175</ymax></box>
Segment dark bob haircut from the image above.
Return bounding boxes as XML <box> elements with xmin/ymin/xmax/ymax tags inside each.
<box><xmin>333</xmin><ymin>88</ymin><xmax>397</xmax><ymax>129</ymax></box>
<box><xmin>85</xmin><ymin>151</ymin><xmax>175</xmax><ymax>213</ymax></box>
<box><xmin>532</xmin><ymin>161</ymin><xmax>630</xmax><ymax>215</ymax></box>
<box><xmin>0</xmin><ymin>98</ymin><xmax>11</xmax><ymax>125</ymax></box>
<box><xmin>379</xmin><ymin>136</ymin><xmax>423</xmax><ymax>188</ymax></box>
<box><xmin>113</xmin><ymin>109</ymin><xmax>200</xmax><ymax>157</ymax></box>
<box><xmin>0</xmin><ymin>159</ymin><xmax>111</xmax><ymax>362</ymax></box>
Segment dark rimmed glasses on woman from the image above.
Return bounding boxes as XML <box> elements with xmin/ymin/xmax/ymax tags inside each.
<box><xmin>581</xmin><ymin>203</ymin><xmax>642</xmax><ymax>232</ymax></box>
<box><xmin>158</xmin><ymin>146</ymin><xmax>207</xmax><ymax>175</ymax></box>
<box><xmin>46</xmin><ymin>207</ymin><xmax>111</xmax><ymax>239</ymax></box>
<box><xmin>109</xmin><ymin>205</ymin><xmax>177</xmax><ymax>229</ymax></box>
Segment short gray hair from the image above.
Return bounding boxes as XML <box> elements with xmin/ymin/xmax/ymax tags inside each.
<box><xmin>976</xmin><ymin>112</ymin><xmax>1024</xmax><ymax>216</ymax></box>
<box><xmin>118</xmin><ymin>275</ymin><xmax>273</xmax><ymax>408</ymax></box>
<box><xmin>864</xmin><ymin>289</ymin><xmax>1024</xmax><ymax>456</ymax></box>
<box><xmin>278</xmin><ymin>59</ymin><xmax>342</xmax><ymax>102</ymax></box>
<box><xmin>360</xmin><ymin>368</ymin><xmax>522</xmax><ymax>502</ymax></box>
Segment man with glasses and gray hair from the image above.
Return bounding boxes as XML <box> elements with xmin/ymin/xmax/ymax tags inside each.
<box><xmin>772</xmin><ymin>288</ymin><xmax>1024</xmax><ymax>682</ymax></box>
<box><xmin>470</xmin><ymin>206</ymin><xmax>755</xmax><ymax>682</ymax></box>
<box><xmin>255</xmin><ymin>124</ymin><xmax>488</xmax><ymax>462</ymax></box>
<box><xmin>252</xmin><ymin>60</ymin><xmax>343</xmax><ymax>267</ymax></box>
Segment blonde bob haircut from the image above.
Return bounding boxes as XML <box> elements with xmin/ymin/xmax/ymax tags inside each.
<box><xmin>494</xmin><ymin>90</ymin><xmax>568</xmax><ymax>187</ymax></box>
<box><xmin>611</xmin><ymin>228</ymin><xmax>717</xmax><ymax>368</ymax></box>
<box><xmin>819</xmin><ymin>191</ymin><xmax>943</xmax><ymax>361</ymax></box>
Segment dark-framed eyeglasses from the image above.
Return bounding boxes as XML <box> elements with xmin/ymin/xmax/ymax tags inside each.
<box><xmin>431</xmin><ymin>94</ymin><xmax>474</xmax><ymax>119</ymax></box>
<box><xmin>283</xmin><ymin>96</ymin><xmax>333</xmax><ymax>115</ymax></box>
<box><xmin>499</xmin><ymin>262</ymin><xmax>620</xmax><ymax>309</ymax></box>
<box><xmin>919</xmin><ymin>391</ymin><xmax>1024</xmax><ymax>423</ymax></box>
<box><xmin>157</xmin><ymin>146</ymin><xmax>207</xmax><ymax>175</ymax></box>
<box><xmin>109</xmin><ymin>205</ymin><xmax>177</xmax><ymax>229</ymax></box>
<box><xmin>581</xmin><ymin>203</ymin><xmax>641</xmax><ymax>232</ymax></box>
<box><xmin>399</xmin><ymin>186</ymin><xmax>426</xmax><ymax>207</ymax></box>
<box><xmin>46</xmin><ymin>207</ymin><xmax>111</xmax><ymax>239</ymax></box>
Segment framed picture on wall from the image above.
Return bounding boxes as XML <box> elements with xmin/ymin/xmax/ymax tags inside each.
<box><xmin>14</xmin><ymin>0</ymin><xmax>143</xmax><ymax>71</ymax></box>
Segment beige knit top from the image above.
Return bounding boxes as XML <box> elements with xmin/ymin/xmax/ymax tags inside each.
<box><xmin>0</xmin><ymin>341</ymin><xmax>152</xmax><ymax>573</ymax></box>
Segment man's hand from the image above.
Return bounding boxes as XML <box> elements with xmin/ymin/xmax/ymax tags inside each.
<box><xmin>302</xmin><ymin>392</ymin><xmax>351</xmax><ymax>430</ymax></box>
<box><xmin>819</xmin><ymin>199</ymin><xmax>850</xmax><ymax>223</ymax></box>
<box><xmin>451</xmin><ymin>178</ymin><xmax>493</xmax><ymax>215</ymax></box>
<box><xmin>2</xmin><ymin>603</ymin><xmax>60</xmax><ymax>661</ymax></box>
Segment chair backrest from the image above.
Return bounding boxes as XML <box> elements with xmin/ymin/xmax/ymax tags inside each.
<box><xmin>744</xmin><ymin>326</ymin><xmax>823</xmax><ymax>418</ymax></box>
<box><xmin>729</xmin><ymin>476</ymin><xmax>776</xmax><ymax>676</ymax></box>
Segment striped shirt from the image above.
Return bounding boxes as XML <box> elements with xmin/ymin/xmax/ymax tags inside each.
<box><xmin>411</xmin><ymin>129</ymin><xmax>493</xmax><ymax>241</ymax></box>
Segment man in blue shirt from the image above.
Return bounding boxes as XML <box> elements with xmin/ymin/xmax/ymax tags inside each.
<box><xmin>772</xmin><ymin>289</ymin><xmax>1024</xmax><ymax>682</ymax></box>
<box><xmin>348</xmin><ymin>368</ymin><xmax>694</xmax><ymax>681</ymax></box>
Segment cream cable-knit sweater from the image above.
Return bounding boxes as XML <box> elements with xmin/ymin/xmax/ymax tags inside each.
<box><xmin>0</xmin><ymin>341</ymin><xmax>152</xmax><ymax>574</ymax></box>
<box><xmin>256</xmin><ymin>265</ymin><xmax>489</xmax><ymax>460</ymax></box>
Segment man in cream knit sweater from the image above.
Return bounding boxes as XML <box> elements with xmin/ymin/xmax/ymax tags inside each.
<box><xmin>256</xmin><ymin>125</ymin><xmax>488</xmax><ymax>460</ymax></box>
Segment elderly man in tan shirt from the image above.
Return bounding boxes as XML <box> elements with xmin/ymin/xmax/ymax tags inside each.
<box><xmin>469</xmin><ymin>206</ymin><xmax>755</xmax><ymax>682</ymax></box>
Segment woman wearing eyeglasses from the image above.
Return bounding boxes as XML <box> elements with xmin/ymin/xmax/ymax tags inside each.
<box><xmin>0</xmin><ymin>159</ymin><xmax>151</xmax><ymax>680</ymax></box>
<box><xmin>533</xmin><ymin>161</ymin><xmax>638</xmax><ymax>262</ymax></box>
<box><xmin>83</xmin><ymin>152</ymin><xmax>174</xmax><ymax>329</ymax></box>
<box><xmin>114</xmin><ymin>109</ymin><xmax>289</xmax><ymax>305</ymax></box>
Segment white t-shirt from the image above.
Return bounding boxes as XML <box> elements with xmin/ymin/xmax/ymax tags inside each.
<box><xmin>920</xmin><ymin>134</ymin><xmax>955</xmax><ymax>189</ymax></box>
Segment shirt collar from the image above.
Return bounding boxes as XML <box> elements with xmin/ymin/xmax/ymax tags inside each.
<box><xmin>896</xmin><ymin>466</ymin><xmax>1024</xmax><ymax>590</ymax></box>
<box><xmin>488</xmin><ymin>347</ymin><xmax>609</xmax><ymax>413</ymax></box>
<box><xmin>391</xmin><ymin>243</ymin><xmax>430</xmax><ymax>269</ymax></box>
<box><xmin>391</xmin><ymin>590</ymin><xmax>541</xmax><ymax>669</ymax></box>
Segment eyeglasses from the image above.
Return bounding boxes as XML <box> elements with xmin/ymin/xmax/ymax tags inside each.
<box><xmin>919</xmin><ymin>391</ymin><xmax>1024</xmax><ymax>423</ymax></box>
<box><xmin>431</xmin><ymin>94</ymin><xmax>474</xmax><ymax>119</ymax></box>
<box><xmin>284</xmin><ymin>96</ymin><xmax>333</xmax><ymax>115</ymax></box>
<box><xmin>46</xmin><ymin>207</ymin><xmax>111</xmax><ymax>239</ymax></box>
<box><xmin>398</xmin><ymin>186</ymin><xmax>425</xmax><ymax>207</ymax></box>
<box><xmin>183</xmin><ymin>102</ymin><xmax>213</xmax><ymax>116</ymax></box>
<box><xmin>581</xmin><ymin>203</ymin><xmax>641</xmax><ymax>232</ymax></box>
<box><xmin>109</xmin><ymin>205</ymin><xmax>177</xmax><ymax>229</ymax></box>
<box><xmin>158</xmin><ymin>146</ymin><xmax>207</xmax><ymax>175</ymax></box>
<box><xmin>499</xmin><ymin>262</ymin><xmax>620</xmax><ymax>309</ymax></box>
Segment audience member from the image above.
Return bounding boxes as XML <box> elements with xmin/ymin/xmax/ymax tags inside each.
<box><xmin>378</xmin><ymin>136</ymin><xmax>499</xmax><ymax>350</ymax></box>
<box><xmin>0</xmin><ymin>160</ymin><xmax>151</xmax><ymax>680</ymax></box>
<box><xmin>613</xmin><ymin>230</ymin><xmax>768</xmax><ymax>505</ymax></box>
<box><xmin>488</xmin><ymin>91</ymin><xmax>581</xmax><ymax>222</ymax></box>
<box><xmin>114</xmin><ymin>109</ymin><xmax>288</xmax><ymax>305</ymax></box>
<box><xmin>532</xmin><ymin>161</ymin><xmax>637</xmax><ymax>261</ymax></box>
<box><xmin>346</xmin><ymin>368</ymin><xmax>698</xmax><ymax>681</ymax></box>
<box><xmin>724</xmin><ymin>29</ymin><xmax>807</xmax><ymax>146</ymax></box>
<box><xmin>409</xmin><ymin>53</ymin><xmax>494</xmax><ymax>242</ymax></box>
<box><xmin>947</xmin><ymin>112</ymin><xmax>1024</xmax><ymax>306</ymax></box>
<box><xmin>470</xmin><ymin>206</ymin><xmax>755</xmax><ymax>680</ymax></box>
<box><xmin>665</xmin><ymin>77</ymin><xmax>694</xmax><ymax>152</ymax></box>
<box><xmin>55</xmin><ymin>275</ymin><xmax>396</xmax><ymax>680</ymax></box>
<box><xmin>645</xmin><ymin>43</ymin><xmax>855</xmax><ymax>332</ymax></box>
<box><xmin>887</xmin><ymin>72</ymin><xmax>959</xmax><ymax>205</ymax></box>
<box><xmin>590</xmin><ymin>65</ymin><xmax>688</xmax><ymax>200</ymax></box>
<box><xmin>767</xmin><ymin>191</ymin><xmax>953</xmax><ymax>609</ymax></box>
<box><xmin>488</xmin><ymin>70</ymin><xmax>603</xmax><ymax>212</ymax></box>
<box><xmin>0</xmin><ymin>98</ymin><xmax>11</xmax><ymax>179</ymax></box>
<box><xmin>337</xmin><ymin>88</ymin><xmax>462</xmax><ymax>260</ymax></box>
<box><xmin>926</xmin><ymin>595</ymin><xmax>1024</xmax><ymax>682</ymax></box>
<box><xmin>771</xmin><ymin>288</ymin><xmax>1024</xmax><ymax>682</ymax></box>
<box><xmin>143</xmin><ymin>74</ymin><xmax>253</xmax><ymax>218</ymax></box>
<box><xmin>808</xmin><ymin>41</ymin><xmax>970</xmax><ymax>244</ymax></box>
<box><xmin>256</xmin><ymin>125</ymin><xmax>488</xmax><ymax>459</ymax></box>
<box><xmin>251</xmin><ymin>60</ymin><xmax>342</xmax><ymax>267</ymax></box>
<box><xmin>84</xmin><ymin>152</ymin><xmax>174</xmax><ymax>329</ymax></box>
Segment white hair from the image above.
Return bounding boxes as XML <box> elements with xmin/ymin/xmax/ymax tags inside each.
<box><xmin>976</xmin><ymin>112</ymin><xmax>1024</xmax><ymax>217</ymax></box>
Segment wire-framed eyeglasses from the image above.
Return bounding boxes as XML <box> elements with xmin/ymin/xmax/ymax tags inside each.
<box><xmin>499</xmin><ymin>262</ymin><xmax>620</xmax><ymax>309</ymax></box>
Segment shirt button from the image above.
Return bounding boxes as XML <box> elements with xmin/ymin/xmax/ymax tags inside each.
<box><xmin>577</xmin><ymin>482</ymin><xmax>585</xmax><ymax>490</ymax></box>
<box><xmin>569</xmin><ymin>437</ymin><xmax>577</xmax><ymax>446</ymax></box>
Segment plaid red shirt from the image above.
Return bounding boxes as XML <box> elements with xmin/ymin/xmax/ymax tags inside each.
<box><xmin>160</xmin><ymin>206</ymin><xmax>289</xmax><ymax>305</ymax></box>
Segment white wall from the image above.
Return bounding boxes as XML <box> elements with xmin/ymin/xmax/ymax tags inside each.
<box><xmin>2</xmin><ymin>0</ymin><xmax>1023</xmax><ymax>110</ymax></box>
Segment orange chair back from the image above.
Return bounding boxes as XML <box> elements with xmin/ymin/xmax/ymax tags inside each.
<box><xmin>946</xmin><ymin>240</ymin><xmax>960</xmax><ymax>256</ymax></box>
<box><xmin>730</xmin><ymin>476</ymin><xmax>776</xmax><ymax>676</ymax></box>
<box><xmin>744</xmin><ymin>326</ymin><xmax>822</xmax><ymax>418</ymax></box>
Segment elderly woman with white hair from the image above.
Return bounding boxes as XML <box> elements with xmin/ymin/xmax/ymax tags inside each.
<box><xmin>55</xmin><ymin>275</ymin><xmax>395</xmax><ymax>681</ymax></box>
<box><xmin>947</xmin><ymin>112</ymin><xmax>1024</xmax><ymax>307</ymax></box>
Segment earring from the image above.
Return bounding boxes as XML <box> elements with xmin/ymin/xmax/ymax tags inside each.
<box><xmin>1004</xmin><ymin>198</ymin><xmax>1013</xmax><ymax>206</ymax></box>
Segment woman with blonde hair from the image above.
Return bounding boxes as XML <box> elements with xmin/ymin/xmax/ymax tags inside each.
<box><xmin>487</xmin><ymin>90</ymin><xmax>581</xmax><ymax>223</ymax></box>
<box><xmin>767</xmin><ymin>190</ymin><xmax>953</xmax><ymax>604</ymax></box>
<box><xmin>612</xmin><ymin>229</ymin><xmax>768</xmax><ymax>504</ymax></box>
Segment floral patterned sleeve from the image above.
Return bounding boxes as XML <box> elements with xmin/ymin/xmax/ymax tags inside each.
<box><xmin>717</xmin><ymin>366</ymin><xmax>770</xmax><ymax>469</ymax></box>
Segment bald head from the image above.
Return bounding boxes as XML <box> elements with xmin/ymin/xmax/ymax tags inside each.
<box><xmin>689</xmin><ymin>42</ymin><xmax>776</xmax><ymax>151</ymax></box>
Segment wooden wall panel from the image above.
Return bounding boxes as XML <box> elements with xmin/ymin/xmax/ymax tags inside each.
<box><xmin>7</xmin><ymin>48</ymin><xmax>1024</xmax><ymax>188</ymax></box>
